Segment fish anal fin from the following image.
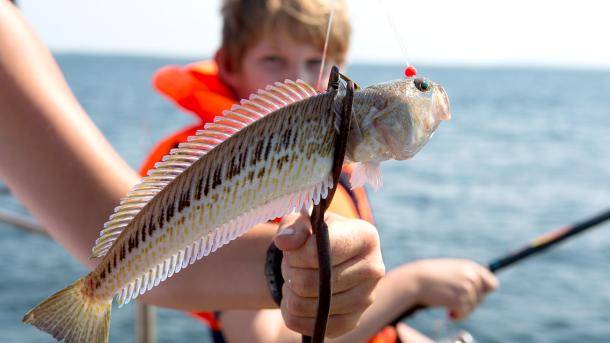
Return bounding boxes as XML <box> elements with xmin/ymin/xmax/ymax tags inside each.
<box><xmin>114</xmin><ymin>174</ymin><xmax>333</xmax><ymax>305</ymax></box>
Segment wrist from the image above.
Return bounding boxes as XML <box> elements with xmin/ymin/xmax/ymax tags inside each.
<box><xmin>264</xmin><ymin>242</ymin><xmax>284</xmax><ymax>307</ymax></box>
<box><xmin>403</xmin><ymin>261</ymin><xmax>431</xmax><ymax>305</ymax></box>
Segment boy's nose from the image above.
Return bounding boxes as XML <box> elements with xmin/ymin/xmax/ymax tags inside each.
<box><xmin>286</xmin><ymin>65</ymin><xmax>317</xmax><ymax>89</ymax></box>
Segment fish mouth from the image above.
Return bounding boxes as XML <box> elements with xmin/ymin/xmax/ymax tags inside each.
<box><xmin>434</xmin><ymin>85</ymin><xmax>451</xmax><ymax>121</ymax></box>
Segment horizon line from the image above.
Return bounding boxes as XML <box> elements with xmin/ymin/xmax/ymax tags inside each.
<box><xmin>51</xmin><ymin>50</ymin><xmax>610</xmax><ymax>73</ymax></box>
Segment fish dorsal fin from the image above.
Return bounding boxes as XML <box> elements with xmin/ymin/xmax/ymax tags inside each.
<box><xmin>91</xmin><ymin>79</ymin><xmax>319</xmax><ymax>258</ymax></box>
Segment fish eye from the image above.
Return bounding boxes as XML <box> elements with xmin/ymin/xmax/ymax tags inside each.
<box><xmin>414</xmin><ymin>78</ymin><xmax>431</xmax><ymax>92</ymax></box>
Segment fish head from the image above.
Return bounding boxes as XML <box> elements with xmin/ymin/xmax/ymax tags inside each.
<box><xmin>348</xmin><ymin>77</ymin><xmax>451</xmax><ymax>162</ymax></box>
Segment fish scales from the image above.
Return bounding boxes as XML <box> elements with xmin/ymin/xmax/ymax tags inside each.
<box><xmin>23</xmin><ymin>76</ymin><xmax>451</xmax><ymax>342</ymax></box>
<box><xmin>85</xmin><ymin>91</ymin><xmax>338</xmax><ymax>302</ymax></box>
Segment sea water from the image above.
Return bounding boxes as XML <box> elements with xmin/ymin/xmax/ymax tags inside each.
<box><xmin>1</xmin><ymin>54</ymin><xmax>609</xmax><ymax>342</ymax></box>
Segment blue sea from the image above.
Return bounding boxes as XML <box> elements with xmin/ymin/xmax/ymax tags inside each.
<box><xmin>1</xmin><ymin>54</ymin><xmax>609</xmax><ymax>342</ymax></box>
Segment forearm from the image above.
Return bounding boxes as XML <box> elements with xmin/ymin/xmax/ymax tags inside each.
<box><xmin>221</xmin><ymin>265</ymin><xmax>422</xmax><ymax>343</ymax></box>
<box><xmin>0</xmin><ymin>0</ymin><xmax>139</xmax><ymax>266</ymax></box>
<box><xmin>328</xmin><ymin>265</ymin><xmax>422</xmax><ymax>343</ymax></box>
<box><xmin>340</xmin><ymin>258</ymin><xmax>499</xmax><ymax>340</ymax></box>
<box><xmin>0</xmin><ymin>1</ymin><xmax>278</xmax><ymax>311</ymax></box>
<box><xmin>221</xmin><ymin>310</ymin><xmax>297</xmax><ymax>343</ymax></box>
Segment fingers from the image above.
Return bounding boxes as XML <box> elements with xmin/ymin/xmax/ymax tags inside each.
<box><xmin>446</xmin><ymin>284</ymin><xmax>474</xmax><ymax>320</ymax></box>
<box><xmin>280</xmin><ymin>252</ymin><xmax>384</xmax><ymax>336</ymax></box>
<box><xmin>450</xmin><ymin>280</ymin><xmax>478</xmax><ymax>320</ymax></box>
<box><xmin>478</xmin><ymin>265</ymin><xmax>499</xmax><ymax>292</ymax></box>
<box><xmin>281</xmin><ymin>306</ymin><xmax>362</xmax><ymax>338</ymax></box>
<box><xmin>273</xmin><ymin>212</ymin><xmax>312</xmax><ymax>251</ymax></box>
<box><xmin>281</xmin><ymin>278</ymin><xmax>377</xmax><ymax>317</ymax></box>
<box><xmin>275</xmin><ymin>212</ymin><xmax>385</xmax><ymax>338</ymax></box>
<box><xmin>281</xmin><ymin>252</ymin><xmax>385</xmax><ymax>297</ymax></box>
<box><xmin>449</xmin><ymin>262</ymin><xmax>499</xmax><ymax>321</ymax></box>
<box><xmin>281</xmin><ymin>216</ymin><xmax>379</xmax><ymax>268</ymax></box>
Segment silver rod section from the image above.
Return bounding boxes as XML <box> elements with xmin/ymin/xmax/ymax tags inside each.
<box><xmin>0</xmin><ymin>210</ymin><xmax>48</xmax><ymax>237</ymax></box>
<box><xmin>136</xmin><ymin>303</ymin><xmax>156</xmax><ymax>343</ymax></box>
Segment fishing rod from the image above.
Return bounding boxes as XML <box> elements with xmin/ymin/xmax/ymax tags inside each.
<box><xmin>0</xmin><ymin>210</ymin><xmax>48</xmax><ymax>236</ymax></box>
<box><xmin>389</xmin><ymin>207</ymin><xmax>610</xmax><ymax>330</ymax></box>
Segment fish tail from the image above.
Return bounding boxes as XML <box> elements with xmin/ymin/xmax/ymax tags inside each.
<box><xmin>22</xmin><ymin>277</ymin><xmax>112</xmax><ymax>343</ymax></box>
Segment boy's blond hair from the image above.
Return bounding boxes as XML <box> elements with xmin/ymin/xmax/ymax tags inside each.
<box><xmin>220</xmin><ymin>0</ymin><xmax>351</xmax><ymax>71</ymax></box>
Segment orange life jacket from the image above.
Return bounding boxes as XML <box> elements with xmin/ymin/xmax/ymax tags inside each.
<box><xmin>369</xmin><ymin>326</ymin><xmax>399</xmax><ymax>343</ymax></box>
<box><xmin>141</xmin><ymin>60</ymin><xmax>388</xmax><ymax>342</ymax></box>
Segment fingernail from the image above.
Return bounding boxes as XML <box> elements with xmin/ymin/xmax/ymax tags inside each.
<box><xmin>277</xmin><ymin>227</ymin><xmax>295</xmax><ymax>237</ymax></box>
<box><xmin>449</xmin><ymin>310</ymin><xmax>458</xmax><ymax>320</ymax></box>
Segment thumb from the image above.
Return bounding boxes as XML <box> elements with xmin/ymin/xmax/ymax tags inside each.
<box><xmin>274</xmin><ymin>209</ymin><xmax>312</xmax><ymax>252</ymax></box>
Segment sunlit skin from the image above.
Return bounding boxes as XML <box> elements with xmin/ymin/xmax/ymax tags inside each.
<box><xmin>217</xmin><ymin>32</ymin><xmax>339</xmax><ymax>99</ymax></box>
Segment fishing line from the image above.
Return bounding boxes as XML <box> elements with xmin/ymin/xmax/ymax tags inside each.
<box><xmin>377</xmin><ymin>0</ymin><xmax>411</xmax><ymax>68</ymax></box>
<box><xmin>316</xmin><ymin>0</ymin><xmax>336</xmax><ymax>90</ymax></box>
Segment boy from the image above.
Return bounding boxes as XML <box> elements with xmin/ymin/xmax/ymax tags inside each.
<box><xmin>143</xmin><ymin>0</ymin><xmax>497</xmax><ymax>342</ymax></box>
<box><xmin>142</xmin><ymin>0</ymin><xmax>382</xmax><ymax>338</ymax></box>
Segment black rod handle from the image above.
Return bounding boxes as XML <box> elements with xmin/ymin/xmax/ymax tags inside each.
<box><xmin>488</xmin><ymin>208</ymin><xmax>610</xmax><ymax>272</ymax></box>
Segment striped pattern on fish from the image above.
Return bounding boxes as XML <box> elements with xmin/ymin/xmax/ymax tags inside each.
<box><xmin>23</xmin><ymin>80</ymin><xmax>341</xmax><ymax>342</ymax></box>
<box><xmin>22</xmin><ymin>74</ymin><xmax>452</xmax><ymax>343</ymax></box>
<box><xmin>96</xmin><ymin>89</ymin><xmax>338</xmax><ymax>305</ymax></box>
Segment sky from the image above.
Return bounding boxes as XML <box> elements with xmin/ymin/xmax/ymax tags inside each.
<box><xmin>17</xmin><ymin>0</ymin><xmax>610</xmax><ymax>69</ymax></box>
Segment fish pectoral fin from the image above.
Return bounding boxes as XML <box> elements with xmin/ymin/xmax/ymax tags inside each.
<box><xmin>349</xmin><ymin>162</ymin><xmax>382</xmax><ymax>191</ymax></box>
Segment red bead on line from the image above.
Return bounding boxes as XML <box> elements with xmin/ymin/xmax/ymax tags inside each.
<box><xmin>404</xmin><ymin>66</ymin><xmax>417</xmax><ymax>77</ymax></box>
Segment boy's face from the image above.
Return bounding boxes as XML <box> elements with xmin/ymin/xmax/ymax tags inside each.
<box><xmin>219</xmin><ymin>32</ymin><xmax>341</xmax><ymax>100</ymax></box>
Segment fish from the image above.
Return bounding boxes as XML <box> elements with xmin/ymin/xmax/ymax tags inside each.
<box><xmin>22</xmin><ymin>75</ymin><xmax>451</xmax><ymax>342</ymax></box>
